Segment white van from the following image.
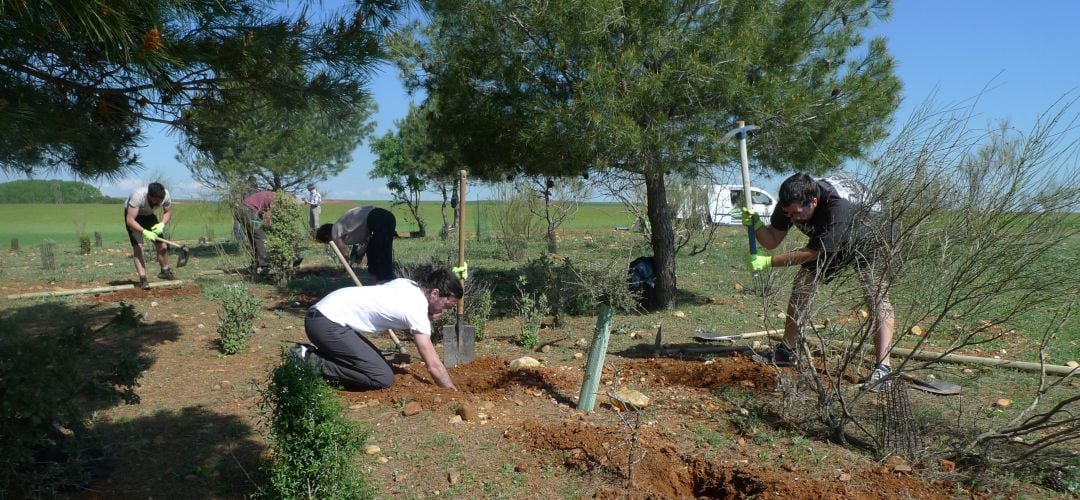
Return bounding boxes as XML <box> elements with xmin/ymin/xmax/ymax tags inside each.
<box><xmin>677</xmin><ymin>185</ymin><xmax>778</xmax><ymax>226</ymax></box>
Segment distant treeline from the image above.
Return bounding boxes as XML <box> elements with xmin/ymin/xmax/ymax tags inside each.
<box><xmin>0</xmin><ymin>180</ymin><xmax>122</xmax><ymax>204</ymax></box>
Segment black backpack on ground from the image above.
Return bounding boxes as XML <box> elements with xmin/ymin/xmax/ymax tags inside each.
<box><xmin>627</xmin><ymin>256</ymin><xmax>657</xmax><ymax>309</ymax></box>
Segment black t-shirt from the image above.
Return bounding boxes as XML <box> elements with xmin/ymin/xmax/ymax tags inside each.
<box><xmin>770</xmin><ymin>179</ymin><xmax>860</xmax><ymax>254</ymax></box>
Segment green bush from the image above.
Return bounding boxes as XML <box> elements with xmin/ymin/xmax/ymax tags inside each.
<box><xmin>209</xmin><ymin>283</ymin><xmax>261</xmax><ymax>355</ymax></box>
<box><xmin>516</xmin><ymin>276</ymin><xmax>548</xmax><ymax>351</ymax></box>
<box><xmin>259</xmin><ymin>354</ymin><xmax>375</xmax><ymax>499</ymax></box>
<box><xmin>468</xmin><ymin>288</ymin><xmax>494</xmax><ymax>342</ymax></box>
<box><xmin>266</xmin><ymin>192</ymin><xmax>307</xmax><ymax>285</ymax></box>
<box><xmin>521</xmin><ymin>254</ymin><xmax>593</xmax><ymax>325</ymax></box>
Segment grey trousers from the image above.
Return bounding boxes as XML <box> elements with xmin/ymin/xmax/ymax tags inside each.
<box><xmin>304</xmin><ymin>309</ymin><xmax>394</xmax><ymax>390</ymax></box>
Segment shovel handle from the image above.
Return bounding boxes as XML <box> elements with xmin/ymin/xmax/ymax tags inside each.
<box><xmin>456</xmin><ymin>170</ymin><xmax>467</xmax><ymax>315</ymax></box>
<box><xmin>328</xmin><ymin>242</ymin><xmax>404</xmax><ymax>350</ymax></box>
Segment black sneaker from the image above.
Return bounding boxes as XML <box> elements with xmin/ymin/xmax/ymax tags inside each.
<box><xmin>139</xmin><ymin>276</ymin><xmax>151</xmax><ymax>290</ymax></box>
<box><xmin>158</xmin><ymin>267</ymin><xmax>175</xmax><ymax>280</ymax></box>
<box><xmin>256</xmin><ymin>266</ymin><xmax>271</xmax><ymax>276</ymax></box>
<box><xmin>859</xmin><ymin>364</ymin><xmax>892</xmax><ymax>392</ymax></box>
<box><xmin>288</xmin><ymin>343</ymin><xmax>315</xmax><ymax>363</ymax></box>
<box><xmin>755</xmin><ymin>342</ymin><xmax>798</xmax><ymax>366</ymax></box>
<box><xmin>292</xmin><ymin>257</ymin><xmax>304</xmax><ymax>268</ymax></box>
<box><xmin>288</xmin><ymin>343</ymin><xmax>307</xmax><ymax>362</ymax></box>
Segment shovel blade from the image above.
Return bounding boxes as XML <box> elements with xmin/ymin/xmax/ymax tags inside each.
<box><xmin>176</xmin><ymin>246</ymin><xmax>190</xmax><ymax>268</ymax></box>
<box><xmin>442</xmin><ymin>323</ymin><xmax>475</xmax><ymax>367</ymax></box>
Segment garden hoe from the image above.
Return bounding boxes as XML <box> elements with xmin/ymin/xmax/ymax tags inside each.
<box><xmin>442</xmin><ymin>169</ymin><xmax>476</xmax><ymax>367</ymax></box>
<box><xmin>156</xmin><ymin>237</ymin><xmax>190</xmax><ymax>268</ymax></box>
<box><xmin>327</xmin><ymin>240</ymin><xmax>405</xmax><ymax>356</ymax></box>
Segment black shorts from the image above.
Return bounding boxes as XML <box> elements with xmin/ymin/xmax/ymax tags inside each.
<box><xmin>125</xmin><ymin>212</ymin><xmax>160</xmax><ymax>247</ymax></box>
<box><xmin>802</xmin><ymin>248</ymin><xmax>875</xmax><ymax>284</ymax></box>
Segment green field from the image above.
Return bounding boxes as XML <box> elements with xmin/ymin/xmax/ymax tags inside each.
<box><xmin>0</xmin><ymin>201</ymin><xmax>638</xmax><ymax>248</ymax></box>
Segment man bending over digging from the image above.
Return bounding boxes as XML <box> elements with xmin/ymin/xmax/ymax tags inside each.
<box><xmin>737</xmin><ymin>173</ymin><xmax>895</xmax><ymax>390</ymax></box>
<box><xmin>124</xmin><ymin>182</ymin><xmax>175</xmax><ymax>290</ymax></box>
<box><xmin>292</xmin><ymin>264</ymin><xmax>462</xmax><ymax>391</ymax></box>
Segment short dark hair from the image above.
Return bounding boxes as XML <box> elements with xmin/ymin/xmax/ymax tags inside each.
<box><xmin>307</xmin><ymin>184</ymin><xmax>316</xmax><ymax>190</ymax></box>
<box><xmin>148</xmin><ymin>182</ymin><xmax>166</xmax><ymax>199</ymax></box>
<box><xmin>778</xmin><ymin>173</ymin><xmax>819</xmax><ymax>206</ymax></box>
<box><xmin>314</xmin><ymin>224</ymin><xmax>334</xmax><ymax>243</ymax></box>
<box><xmin>413</xmin><ymin>264</ymin><xmax>464</xmax><ymax>299</ymax></box>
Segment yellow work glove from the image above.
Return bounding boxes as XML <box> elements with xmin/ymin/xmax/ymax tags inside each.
<box><xmin>150</xmin><ymin>222</ymin><xmax>165</xmax><ymax>235</ymax></box>
<box><xmin>731</xmin><ymin>207</ymin><xmax>763</xmax><ymax>231</ymax></box>
<box><xmin>747</xmin><ymin>253</ymin><xmax>772</xmax><ymax>272</ymax></box>
<box><xmin>452</xmin><ymin>263</ymin><xmax>468</xmax><ymax>281</ymax></box>
<box><xmin>141</xmin><ymin>229</ymin><xmax>158</xmax><ymax>242</ymax></box>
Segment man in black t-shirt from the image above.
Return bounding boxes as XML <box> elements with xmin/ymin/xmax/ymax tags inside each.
<box><xmin>738</xmin><ymin>173</ymin><xmax>895</xmax><ymax>390</ymax></box>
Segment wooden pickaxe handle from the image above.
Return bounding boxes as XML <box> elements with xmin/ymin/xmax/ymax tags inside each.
<box><xmin>327</xmin><ymin>241</ymin><xmax>404</xmax><ymax>351</ymax></box>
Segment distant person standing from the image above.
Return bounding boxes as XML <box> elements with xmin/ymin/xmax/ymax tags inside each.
<box><xmin>241</xmin><ymin>190</ymin><xmax>275</xmax><ymax>275</ymax></box>
<box><xmin>124</xmin><ymin>182</ymin><xmax>174</xmax><ymax>290</ymax></box>
<box><xmin>304</xmin><ymin>184</ymin><xmax>322</xmax><ymax>231</ymax></box>
<box><xmin>315</xmin><ymin>206</ymin><xmax>397</xmax><ymax>282</ymax></box>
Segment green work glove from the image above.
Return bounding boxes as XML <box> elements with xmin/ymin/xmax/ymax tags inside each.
<box><xmin>150</xmin><ymin>222</ymin><xmax>165</xmax><ymax>235</ymax></box>
<box><xmin>141</xmin><ymin>229</ymin><xmax>158</xmax><ymax>242</ymax></box>
<box><xmin>452</xmin><ymin>262</ymin><xmax>468</xmax><ymax>281</ymax></box>
<box><xmin>747</xmin><ymin>253</ymin><xmax>772</xmax><ymax>272</ymax></box>
<box><xmin>732</xmin><ymin>207</ymin><xmax>763</xmax><ymax>231</ymax></box>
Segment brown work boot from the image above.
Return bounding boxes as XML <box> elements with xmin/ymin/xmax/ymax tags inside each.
<box><xmin>158</xmin><ymin>267</ymin><xmax>175</xmax><ymax>280</ymax></box>
<box><xmin>139</xmin><ymin>276</ymin><xmax>151</xmax><ymax>290</ymax></box>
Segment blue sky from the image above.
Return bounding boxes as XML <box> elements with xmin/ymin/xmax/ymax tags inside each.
<box><xmin>5</xmin><ymin>1</ymin><xmax>1078</xmax><ymax>200</ymax></box>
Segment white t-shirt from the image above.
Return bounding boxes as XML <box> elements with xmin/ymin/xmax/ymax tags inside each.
<box><xmin>125</xmin><ymin>186</ymin><xmax>172</xmax><ymax>216</ymax></box>
<box><xmin>331</xmin><ymin>206</ymin><xmax>375</xmax><ymax>246</ymax></box>
<box><xmin>313</xmin><ymin>279</ymin><xmax>431</xmax><ymax>335</ymax></box>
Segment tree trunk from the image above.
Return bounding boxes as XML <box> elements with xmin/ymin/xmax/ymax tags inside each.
<box><xmin>544</xmin><ymin>187</ymin><xmax>558</xmax><ymax>253</ymax></box>
<box><xmin>645</xmin><ymin>168</ymin><xmax>676</xmax><ymax>310</ymax></box>
<box><xmin>439</xmin><ymin>184</ymin><xmax>451</xmax><ymax>240</ymax></box>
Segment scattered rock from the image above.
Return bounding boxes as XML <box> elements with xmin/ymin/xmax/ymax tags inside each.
<box><xmin>575</xmin><ymin>338</ymin><xmax>589</xmax><ymax>348</ymax></box>
<box><xmin>776</xmin><ymin>312</ymin><xmax>785</xmax><ymax>319</ymax></box>
<box><xmin>364</xmin><ymin>445</ymin><xmax>381</xmax><ymax>455</ymax></box>
<box><xmin>573</xmin><ymin>352</ymin><xmax>584</xmax><ymax>359</ymax></box>
<box><xmin>197</xmin><ymin>323</ymin><xmax>205</xmax><ymax>329</ymax></box>
<box><xmin>509</xmin><ymin>357</ymin><xmax>541</xmax><ymax>371</ymax></box>
<box><xmin>734</xmin><ymin>282</ymin><xmax>744</xmax><ymax>292</ymax></box>
<box><xmin>456</xmin><ymin>404</ymin><xmax>479</xmax><ymax>421</ymax></box>
<box><xmin>673</xmin><ymin>311</ymin><xmax>686</xmax><ymax>318</ymax></box>
<box><xmin>1067</xmin><ymin>361</ymin><xmax>1079</xmax><ymax>369</ymax></box>
<box><xmin>377</xmin><ymin>456</ymin><xmax>388</xmax><ymax>463</ymax></box>
<box><xmin>219</xmin><ymin>380</ymin><xmax>232</xmax><ymax>390</ymax></box>
<box><xmin>608</xmin><ymin>387</ymin><xmax>649</xmax><ymax>410</ymax></box>
<box><xmin>540</xmin><ymin>344</ymin><xmax>552</xmax><ymax>353</ymax></box>
<box><xmin>448</xmin><ymin>471</ymin><xmax>461</xmax><ymax>486</ymax></box>
<box><xmin>402</xmin><ymin>401</ymin><xmax>422</xmax><ymax>416</ymax></box>
<box><xmin>349</xmin><ymin>403</ymin><xmax>365</xmax><ymax>410</ymax></box>
<box><xmin>838</xmin><ymin>472</ymin><xmax>852</xmax><ymax>481</ymax></box>
<box><xmin>150</xmin><ymin>301</ymin><xmax>159</xmax><ymax>307</ymax></box>
<box><xmin>938</xmin><ymin>459</ymin><xmax>956</xmax><ymax>472</ymax></box>
<box><xmin>448</xmin><ymin>415</ymin><xmax>463</xmax><ymax>424</ymax></box>
<box><xmin>858</xmin><ymin>309</ymin><xmax>869</xmax><ymax>319</ymax></box>
<box><xmin>910</xmin><ymin>325</ymin><xmax>923</xmax><ymax>336</ymax></box>
<box><xmin>995</xmin><ymin>399</ymin><xmax>1012</xmax><ymax>408</ymax></box>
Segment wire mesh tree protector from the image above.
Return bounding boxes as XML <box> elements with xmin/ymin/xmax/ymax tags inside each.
<box><xmin>877</xmin><ymin>379</ymin><xmax>921</xmax><ymax>461</ymax></box>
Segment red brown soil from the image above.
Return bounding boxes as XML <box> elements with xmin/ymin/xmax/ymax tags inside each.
<box><xmin>1</xmin><ymin>278</ymin><xmax>972</xmax><ymax>498</ymax></box>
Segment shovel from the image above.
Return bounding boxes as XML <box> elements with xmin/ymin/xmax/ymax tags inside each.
<box><xmin>442</xmin><ymin>169</ymin><xmax>476</xmax><ymax>367</ymax></box>
<box><xmin>156</xmin><ymin>237</ymin><xmax>190</xmax><ymax>268</ymax></box>
<box><xmin>327</xmin><ymin>241</ymin><xmax>405</xmax><ymax>355</ymax></box>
